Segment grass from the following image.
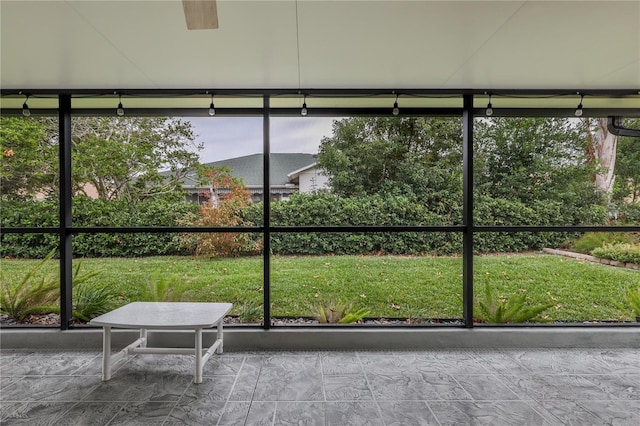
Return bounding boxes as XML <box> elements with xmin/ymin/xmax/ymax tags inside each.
<box><xmin>1</xmin><ymin>254</ymin><xmax>638</xmax><ymax>322</ymax></box>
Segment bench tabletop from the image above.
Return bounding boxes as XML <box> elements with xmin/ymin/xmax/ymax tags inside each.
<box><xmin>90</xmin><ymin>302</ymin><xmax>233</xmax><ymax>329</ymax></box>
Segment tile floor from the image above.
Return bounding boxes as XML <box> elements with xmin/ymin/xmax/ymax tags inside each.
<box><xmin>0</xmin><ymin>348</ymin><xmax>639</xmax><ymax>425</ymax></box>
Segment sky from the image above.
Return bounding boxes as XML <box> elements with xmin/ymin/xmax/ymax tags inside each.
<box><xmin>188</xmin><ymin>116</ymin><xmax>338</xmax><ymax>163</ymax></box>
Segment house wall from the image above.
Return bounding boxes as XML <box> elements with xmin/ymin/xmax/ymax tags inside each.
<box><xmin>298</xmin><ymin>168</ymin><xmax>330</xmax><ymax>193</ymax></box>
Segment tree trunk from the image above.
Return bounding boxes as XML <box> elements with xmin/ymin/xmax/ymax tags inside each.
<box><xmin>585</xmin><ymin>118</ymin><xmax>617</xmax><ymax>195</ymax></box>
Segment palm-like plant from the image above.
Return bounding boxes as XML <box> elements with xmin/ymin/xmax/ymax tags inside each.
<box><xmin>0</xmin><ymin>250</ymin><xmax>59</xmax><ymax>321</ymax></box>
<box><xmin>475</xmin><ymin>283</ymin><xmax>553</xmax><ymax>323</ymax></box>
<box><xmin>623</xmin><ymin>286</ymin><xmax>640</xmax><ymax>320</ymax></box>
<box><xmin>139</xmin><ymin>274</ymin><xmax>191</xmax><ymax>302</ymax></box>
<box><xmin>315</xmin><ymin>299</ymin><xmax>370</xmax><ymax>324</ymax></box>
<box><xmin>71</xmin><ymin>262</ymin><xmax>119</xmax><ymax>322</ymax></box>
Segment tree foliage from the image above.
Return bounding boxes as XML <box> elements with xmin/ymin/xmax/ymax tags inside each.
<box><xmin>318</xmin><ymin>116</ymin><xmax>606</xmax><ymax>226</ymax></box>
<box><xmin>317</xmin><ymin>117</ymin><xmax>462</xmax><ymax>204</ymax></box>
<box><xmin>71</xmin><ymin>117</ymin><xmax>204</xmax><ymax>201</ymax></box>
<box><xmin>474</xmin><ymin>117</ymin><xmax>600</xmax><ymax>209</ymax></box>
<box><xmin>612</xmin><ymin>118</ymin><xmax>640</xmax><ymax>203</ymax></box>
<box><xmin>1</xmin><ymin>116</ymin><xmax>205</xmax><ymax>202</ymax></box>
<box><xmin>0</xmin><ymin>117</ymin><xmax>58</xmax><ymax>199</ymax></box>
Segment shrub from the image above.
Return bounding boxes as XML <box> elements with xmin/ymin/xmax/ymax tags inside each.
<box><xmin>592</xmin><ymin>243</ymin><xmax>640</xmax><ymax>265</ymax></box>
<box><xmin>571</xmin><ymin>232</ymin><xmax>637</xmax><ymax>254</ymax></box>
<box><xmin>72</xmin><ymin>282</ymin><xmax>122</xmax><ymax>322</ymax></box>
<box><xmin>0</xmin><ymin>250</ymin><xmax>59</xmax><ymax>321</ymax></box>
<box><xmin>247</xmin><ymin>193</ymin><xmax>578</xmax><ymax>255</ymax></box>
<box><xmin>315</xmin><ymin>299</ymin><xmax>370</xmax><ymax>324</ymax></box>
<box><xmin>68</xmin><ymin>261</ymin><xmax>120</xmax><ymax>322</ymax></box>
<box><xmin>236</xmin><ymin>300</ymin><xmax>263</xmax><ymax>324</ymax></box>
<box><xmin>138</xmin><ymin>274</ymin><xmax>192</xmax><ymax>302</ymax></box>
<box><xmin>0</xmin><ymin>197</ymin><xmax>197</xmax><ymax>258</ymax></box>
<box><xmin>611</xmin><ymin>202</ymin><xmax>640</xmax><ymax>225</ymax></box>
<box><xmin>475</xmin><ymin>283</ymin><xmax>553</xmax><ymax>323</ymax></box>
<box><xmin>177</xmin><ymin>169</ymin><xmax>262</xmax><ymax>257</ymax></box>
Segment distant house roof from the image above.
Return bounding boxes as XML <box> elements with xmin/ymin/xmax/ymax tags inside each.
<box><xmin>205</xmin><ymin>153</ymin><xmax>318</xmax><ymax>187</ymax></box>
<box><xmin>287</xmin><ymin>162</ymin><xmax>318</xmax><ymax>182</ymax></box>
<box><xmin>176</xmin><ymin>153</ymin><xmax>319</xmax><ymax>188</ymax></box>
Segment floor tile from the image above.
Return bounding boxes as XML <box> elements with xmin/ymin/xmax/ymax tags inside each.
<box><xmin>586</xmin><ymin>374</ymin><xmax>640</xmax><ymax>400</ymax></box>
<box><xmin>1</xmin><ymin>376</ymin><xmax>101</xmax><ymax>402</ymax></box>
<box><xmin>325</xmin><ymin>401</ymin><xmax>383</xmax><ymax>426</ymax></box>
<box><xmin>511</xmin><ymin>350</ymin><xmax>614</xmax><ymax>375</ymax></box>
<box><xmin>0</xmin><ymin>401</ymin><xmax>75</xmax><ymax>425</ymax></box>
<box><xmin>0</xmin><ymin>375</ymin><xmax>21</xmax><ymax>390</ymax></box>
<box><xmin>252</xmin><ymin>358</ymin><xmax>323</xmax><ymax>401</ymax></box>
<box><xmin>180</xmin><ymin>375</ymin><xmax>236</xmax><ymax>401</ymax></box>
<box><xmin>598</xmin><ymin>349</ymin><xmax>640</xmax><ymax>374</ymax></box>
<box><xmin>474</xmin><ymin>350</ymin><xmax>532</xmax><ymax>375</ymax></box>
<box><xmin>244</xmin><ymin>401</ymin><xmax>276</xmax><ymax>426</ymax></box>
<box><xmin>0</xmin><ymin>354</ymin><xmax>98</xmax><ymax>376</ymax></box>
<box><xmin>368</xmin><ymin>371</ymin><xmax>470</xmax><ymax>400</ymax></box>
<box><xmin>428</xmin><ymin>400</ymin><xmax>555</xmax><ymax>425</ymax></box>
<box><xmin>454</xmin><ymin>374</ymin><xmax>521</xmax><ymax>401</ymax></box>
<box><xmin>378</xmin><ymin>400</ymin><xmax>439</xmax><ymax>425</ymax></box>
<box><xmin>229</xmin><ymin>356</ymin><xmax>261</xmax><ymax>401</ymax></box>
<box><xmin>166</xmin><ymin>399</ymin><xmax>226</xmax><ymax>425</ymax></box>
<box><xmin>324</xmin><ymin>375</ymin><xmax>372</xmax><ymax>401</ymax></box>
<box><xmin>579</xmin><ymin>399</ymin><xmax>640</xmax><ymax>426</ymax></box>
<box><xmin>58</xmin><ymin>401</ymin><xmax>125</xmax><ymax>426</ymax></box>
<box><xmin>498</xmin><ymin>374</ymin><xmax>568</xmax><ymax>401</ymax></box>
<box><xmin>273</xmin><ymin>401</ymin><xmax>325</xmax><ymax>426</ymax></box>
<box><xmin>321</xmin><ymin>353</ymin><xmax>362</xmax><ymax>375</ymax></box>
<box><xmin>106</xmin><ymin>401</ymin><xmax>173</xmax><ymax>425</ymax></box>
<box><xmin>203</xmin><ymin>354</ymin><xmax>247</xmax><ymax>375</ymax></box>
<box><xmin>116</xmin><ymin>354</ymin><xmax>196</xmax><ymax>376</ymax></box>
<box><xmin>217</xmin><ymin>401</ymin><xmax>252</xmax><ymax>425</ymax></box>
<box><xmin>359</xmin><ymin>352</ymin><xmax>440</xmax><ymax>375</ymax></box>
<box><xmin>536</xmin><ymin>400</ymin><xmax>603</xmax><ymax>425</ymax></box>
<box><xmin>541</xmin><ymin>374</ymin><xmax>611</xmax><ymax>400</ymax></box>
<box><xmin>433</xmin><ymin>355</ymin><xmax>492</xmax><ymax>375</ymax></box>
<box><xmin>82</xmin><ymin>372</ymin><xmax>191</xmax><ymax>402</ymax></box>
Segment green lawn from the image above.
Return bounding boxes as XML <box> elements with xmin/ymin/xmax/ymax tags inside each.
<box><xmin>1</xmin><ymin>254</ymin><xmax>638</xmax><ymax>322</ymax></box>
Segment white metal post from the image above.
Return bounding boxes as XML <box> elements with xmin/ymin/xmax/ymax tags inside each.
<box><xmin>194</xmin><ymin>327</ymin><xmax>203</xmax><ymax>383</ymax></box>
<box><xmin>140</xmin><ymin>328</ymin><xmax>147</xmax><ymax>347</ymax></box>
<box><xmin>102</xmin><ymin>326</ymin><xmax>111</xmax><ymax>381</ymax></box>
<box><xmin>216</xmin><ymin>321</ymin><xmax>224</xmax><ymax>354</ymax></box>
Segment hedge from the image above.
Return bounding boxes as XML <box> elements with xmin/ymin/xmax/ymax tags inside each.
<box><xmin>1</xmin><ymin>197</ymin><xmax>198</xmax><ymax>258</ymax></box>
<box><xmin>244</xmin><ymin>193</ymin><xmax>599</xmax><ymax>255</ymax></box>
<box><xmin>2</xmin><ymin>193</ymin><xmax>607</xmax><ymax>258</ymax></box>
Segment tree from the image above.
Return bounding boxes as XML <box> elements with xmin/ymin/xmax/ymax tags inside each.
<box><xmin>584</xmin><ymin>118</ymin><xmax>617</xmax><ymax>196</ymax></box>
<box><xmin>71</xmin><ymin>117</ymin><xmax>204</xmax><ymax>201</ymax></box>
<box><xmin>612</xmin><ymin>119</ymin><xmax>640</xmax><ymax>203</ymax></box>
<box><xmin>317</xmin><ymin>117</ymin><xmax>462</xmax><ymax>204</ymax></box>
<box><xmin>1</xmin><ymin>116</ymin><xmax>205</xmax><ymax>202</ymax></box>
<box><xmin>474</xmin><ymin>117</ymin><xmax>600</xmax><ymax>208</ymax></box>
<box><xmin>0</xmin><ymin>117</ymin><xmax>58</xmax><ymax>200</ymax></box>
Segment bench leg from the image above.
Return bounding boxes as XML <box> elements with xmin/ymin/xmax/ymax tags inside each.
<box><xmin>194</xmin><ymin>327</ymin><xmax>203</xmax><ymax>384</ymax></box>
<box><xmin>102</xmin><ymin>326</ymin><xmax>112</xmax><ymax>381</ymax></box>
<box><xmin>216</xmin><ymin>321</ymin><xmax>224</xmax><ymax>354</ymax></box>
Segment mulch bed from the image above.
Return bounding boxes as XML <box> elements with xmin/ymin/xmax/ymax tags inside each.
<box><xmin>1</xmin><ymin>313</ymin><xmax>464</xmax><ymax>327</ymax></box>
<box><xmin>3</xmin><ymin>314</ymin><xmax>634</xmax><ymax>327</ymax></box>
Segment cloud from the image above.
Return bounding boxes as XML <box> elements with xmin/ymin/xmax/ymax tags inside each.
<box><xmin>189</xmin><ymin>116</ymin><xmax>337</xmax><ymax>163</ymax></box>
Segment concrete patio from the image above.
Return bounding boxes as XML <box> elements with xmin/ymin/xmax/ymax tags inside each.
<box><xmin>1</xmin><ymin>347</ymin><xmax>639</xmax><ymax>425</ymax></box>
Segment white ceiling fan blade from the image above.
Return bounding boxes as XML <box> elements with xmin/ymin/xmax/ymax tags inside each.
<box><xmin>182</xmin><ymin>0</ymin><xmax>218</xmax><ymax>30</ymax></box>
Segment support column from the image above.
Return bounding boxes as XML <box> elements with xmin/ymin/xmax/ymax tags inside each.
<box><xmin>462</xmin><ymin>94</ymin><xmax>474</xmax><ymax>328</ymax></box>
<box><xmin>262</xmin><ymin>95</ymin><xmax>271</xmax><ymax>329</ymax></box>
<box><xmin>59</xmin><ymin>94</ymin><xmax>73</xmax><ymax>330</ymax></box>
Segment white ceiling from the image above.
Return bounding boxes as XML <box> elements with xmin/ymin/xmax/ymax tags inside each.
<box><xmin>1</xmin><ymin>0</ymin><xmax>639</xmax><ymax>92</ymax></box>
